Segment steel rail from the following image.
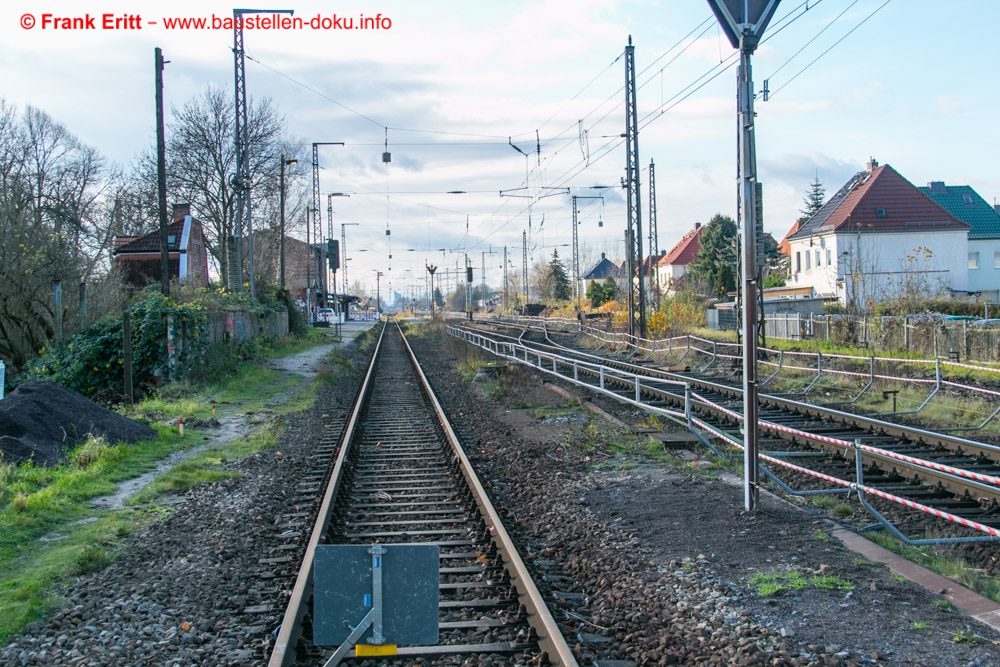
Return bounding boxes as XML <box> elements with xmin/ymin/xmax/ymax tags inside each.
<box><xmin>451</xmin><ymin>323</ymin><xmax>1000</xmax><ymax>527</ymax></box>
<box><xmin>398</xmin><ymin>320</ymin><xmax>579</xmax><ymax>666</ymax></box>
<box><xmin>269</xmin><ymin>322</ymin><xmax>388</xmax><ymax>667</ymax></box>
<box><xmin>271</xmin><ymin>319</ymin><xmax>578</xmax><ymax>666</ymax></box>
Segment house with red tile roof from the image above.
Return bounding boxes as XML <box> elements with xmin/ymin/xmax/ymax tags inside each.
<box><xmin>785</xmin><ymin>161</ymin><xmax>970</xmax><ymax>308</ymax></box>
<box><xmin>112</xmin><ymin>203</ymin><xmax>210</xmax><ymax>289</ymax></box>
<box><xmin>655</xmin><ymin>223</ymin><xmax>702</xmax><ymax>296</ymax></box>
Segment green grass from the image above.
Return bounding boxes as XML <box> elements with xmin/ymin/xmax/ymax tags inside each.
<box><xmin>748</xmin><ymin>570</ymin><xmax>854</xmax><ymax>597</ymax></box>
<box><xmin>0</xmin><ymin>334</ymin><xmax>337</xmax><ymax>644</ymax></box>
<box><xmin>868</xmin><ymin>533</ymin><xmax>1000</xmax><ymax>605</ymax></box>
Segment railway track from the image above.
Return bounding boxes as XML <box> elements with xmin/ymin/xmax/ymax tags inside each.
<box><xmin>269</xmin><ymin>320</ymin><xmax>577</xmax><ymax>666</ymax></box>
<box><xmin>452</xmin><ymin>319</ymin><xmax>1000</xmax><ymax>542</ymax></box>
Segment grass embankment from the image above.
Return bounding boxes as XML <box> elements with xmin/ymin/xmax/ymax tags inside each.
<box><xmin>0</xmin><ymin>328</ymin><xmax>349</xmax><ymax>644</ymax></box>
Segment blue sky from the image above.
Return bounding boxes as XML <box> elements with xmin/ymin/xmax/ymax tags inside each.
<box><xmin>3</xmin><ymin>0</ymin><xmax>998</xmax><ymax>298</ymax></box>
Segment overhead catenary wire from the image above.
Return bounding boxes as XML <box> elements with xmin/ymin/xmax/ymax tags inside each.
<box><xmin>766</xmin><ymin>0</ymin><xmax>894</xmax><ymax>100</ymax></box>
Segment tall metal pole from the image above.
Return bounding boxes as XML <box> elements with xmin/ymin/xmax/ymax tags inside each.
<box><xmin>624</xmin><ymin>36</ymin><xmax>645</xmax><ymax>339</ymax></box>
<box><xmin>648</xmin><ymin>158</ymin><xmax>660</xmax><ymax>309</ymax></box>
<box><xmin>154</xmin><ymin>47</ymin><xmax>170</xmax><ymax>297</ymax></box>
<box><xmin>279</xmin><ymin>156</ymin><xmax>297</xmax><ymax>290</ymax></box>
<box><xmin>426</xmin><ymin>264</ymin><xmax>437</xmax><ymax>318</ymax></box>
<box><xmin>572</xmin><ymin>196</ymin><xmax>580</xmax><ymax>310</ymax></box>
<box><xmin>503</xmin><ymin>246</ymin><xmax>508</xmax><ymax>312</ymax></box>
<box><xmin>310</xmin><ymin>142</ymin><xmax>343</xmax><ymax>305</ymax></box>
<box><xmin>233</xmin><ymin>8</ymin><xmax>293</xmax><ymax>297</ymax></box>
<box><xmin>707</xmin><ymin>0</ymin><xmax>781</xmax><ymax>512</ymax></box>
<box><xmin>738</xmin><ymin>43</ymin><xmax>761</xmax><ymax>511</ymax></box>
<box><xmin>521</xmin><ymin>230</ymin><xmax>528</xmax><ymax>309</ymax></box>
<box><xmin>305</xmin><ymin>208</ymin><xmax>312</xmax><ymax>324</ymax></box>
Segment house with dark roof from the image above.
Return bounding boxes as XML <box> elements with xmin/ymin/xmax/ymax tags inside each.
<box><xmin>656</xmin><ymin>223</ymin><xmax>702</xmax><ymax>296</ymax></box>
<box><xmin>919</xmin><ymin>181</ymin><xmax>1000</xmax><ymax>300</ymax></box>
<box><xmin>112</xmin><ymin>203</ymin><xmax>210</xmax><ymax>289</ymax></box>
<box><xmin>785</xmin><ymin>160</ymin><xmax>970</xmax><ymax>307</ymax></box>
<box><xmin>581</xmin><ymin>253</ymin><xmax>623</xmax><ymax>294</ymax></box>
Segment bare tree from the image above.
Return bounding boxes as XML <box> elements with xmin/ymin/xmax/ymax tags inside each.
<box><xmin>0</xmin><ymin>102</ymin><xmax>110</xmax><ymax>372</ymax></box>
<box><xmin>166</xmin><ymin>85</ymin><xmax>291</xmax><ymax>288</ymax></box>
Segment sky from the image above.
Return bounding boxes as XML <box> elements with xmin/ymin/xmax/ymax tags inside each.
<box><xmin>3</xmin><ymin>0</ymin><xmax>999</xmax><ymax>301</ymax></box>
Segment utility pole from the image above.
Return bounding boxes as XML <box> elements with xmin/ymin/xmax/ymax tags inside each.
<box><xmin>502</xmin><ymin>246</ymin><xmax>508</xmax><ymax>312</ymax></box>
<box><xmin>341</xmin><ymin>220</ymin><xmax>358</xmax><ymax>297</ymax></box>
<box><xmin>624</xmin><ymin>36</ymin><xmax>646</xmax><ymax>339</ymax></box>
<box><xmin>708</xmin><ymin>0</ymin><xmax>781</xmax><ymax>512</ymax></box>
<box><xmin>154</xmin><ymin>47</ymin><xmax>170</xmax><ymax>297</ymax></box>
<box><xmin>278</xmin><ymin>156</ymin><xmax>297</xmax><ymax>290</ymax></box>
<box><xmin>572</xmin><ymin>195</ymin><xmax>605</xmax><ymax>311</ymax></box>
<box><xmin>426</xmin><ymin>264</ymin><xmax>437</xmax><ymax>318</ymax></box>
<box><xmin>305</xmin><ymin>208</ymin><xmax>312</xmax><ymax>324</ymax></box>
<box><xmin>232</xmin><ymin>8</ymin><xmax>293</xmax><ymax>297</ymax></box>
<box><xmin>310</xmin><ymin>141</ymin><xmax>344</xmax><ymax>305</ymax></box>
<box><xmin>465</xmin><ymin>255</ymin><xmax>473</xmax><ymax>319</ymax></box>
<box><xmin>521</xmin><ymin>230</ymin><xmax>528</xmax><ymax>310</ymax></box>
<box><xmin>648</xmin><ymin>158</ymin><xmax>660</xmax><ymax>309</ymax></box>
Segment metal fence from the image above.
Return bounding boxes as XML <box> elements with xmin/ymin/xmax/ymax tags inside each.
<box><xmin>757</xmin><ymin>313</ymin><xmax>1000</xmax><ymax>364</ymax></box>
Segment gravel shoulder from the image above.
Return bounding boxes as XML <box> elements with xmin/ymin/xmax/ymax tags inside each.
<box><xmin>3</xmin><ymin>321</ymin><xmax>998</xmax><ymax>666</ymax></box>
<box><xmin>408</xmin><ymin>328</ymin><xmax>1000</xmax><ymax>666</ymax></box>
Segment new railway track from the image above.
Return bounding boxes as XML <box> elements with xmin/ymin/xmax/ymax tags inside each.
<box><xmin>268</xmin><ymin>319</ymin><xmax>577</xmax><ymax>666</ymax></box>
<box><xmin>451</xmin><ymin>319</ymin><xmax>1000</xmax><ymax>544</ymax></box>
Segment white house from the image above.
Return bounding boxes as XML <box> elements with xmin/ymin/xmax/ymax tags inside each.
<box><xmin>656</xmin><ymin>223</ymin><xmax>702</xmax><ymax>297</ymax></box>
<box><xmin>784</xmin><ymin>161</ymin><xmax>970</xmax><ymax>308</ymax></box>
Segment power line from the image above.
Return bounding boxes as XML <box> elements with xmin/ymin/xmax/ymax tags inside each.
<box><xmin>767</xmin><ymin>0</ymin><xmax>894</xmax><ymax>99</ymax></box>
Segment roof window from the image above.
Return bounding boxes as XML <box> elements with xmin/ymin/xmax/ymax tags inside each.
<box><xmin>875</xmin><ymin>208</ymin><xmax>887</xmax><ymax>217</ymax></box>
<box><xmin>962</xmin><ymin>194</ymin><xmax>974</xmax><ymax>205</ymax></box>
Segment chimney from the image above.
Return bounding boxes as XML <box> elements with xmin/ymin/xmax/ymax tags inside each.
<box><xmin>866</xmin><ymin>157</ymin><xmax>879</xmax><ymax>172</ymax></box>
<box><xmin>600</xmin><ymin>252</ymin><xmax>606</xmax><ymax>260</ymax></box>
<box><xmin>928</xmin><ymin>181</ymin><xmax>946</xmax><ymax>194</ymax></box>
<box><xmin>695</xmin><ymin>222</ymin><xmax>701</xmax><ymax>229</ymax></box>
<box><xmin>660</xmin><ymin>249</ymin><xmax>666</xmax><ymax>256</ymax></box>
<box><xmin>172</xmin><ymin>203</ymin><xmax>191</xmax><ymax>222</ymax></box>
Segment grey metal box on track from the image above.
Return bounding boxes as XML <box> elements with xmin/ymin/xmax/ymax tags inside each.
<box><xmin>313</xmin><ymin>544</ymin><xmax>440</xmax><ymax>645</ymax></box>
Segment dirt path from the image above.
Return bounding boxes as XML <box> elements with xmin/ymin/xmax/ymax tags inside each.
<box><xmin>89</xmin><ymin>325</ymin><xmax>374</xmax><ymax>511</ymax></box>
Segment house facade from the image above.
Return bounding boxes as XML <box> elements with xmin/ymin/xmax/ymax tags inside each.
<box><xmin>656</xmin><ymin>223</ymin><xmax>702</xmax><ymax>297</ymax></box>
<box><xmin>784</xmin><ymin>161</ymin><xmax>970</xmax><ymax>307</ymax></box>
<box><xmin>918</xmin><ymin>181</ymin><xmax>1000</xmax><ymax>301</ymax></box>
<box><xmin>112</xmin><ymin>203</ymin><xmax>210</xmax><ymax>289</ymax></box>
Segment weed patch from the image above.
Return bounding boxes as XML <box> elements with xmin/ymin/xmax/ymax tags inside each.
<box><xmin>748</xmin><ymin>570</ymin><xmax>854</xmax><ymax>597</ymax></box>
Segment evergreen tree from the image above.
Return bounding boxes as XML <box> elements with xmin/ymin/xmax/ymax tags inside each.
<box><xmin>544</xmin><ymin>250</ymin><xmax>571</xmax><ymax>301</ymax></box>
<box><xmin>433</xmin><ymin>287</ymin><xmax>444</xmax><ymax>308</ymax></box>
<box><xmin>687</xmin><ymin>213</ymin><xmax>738</xmax><ymax>299</ymax></box>
<box><xmin>800</xmin><ymin>176</ymin><xmax>826</xmax><ymax>222</ymax></box>
<box><xmin>586</xmin><ymin>275</ymin><xmax>617</xmax><ymax>307</ymax></box>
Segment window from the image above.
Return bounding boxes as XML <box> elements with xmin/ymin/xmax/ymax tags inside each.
<box><xmin>826</xmin><ymin>249</ymin><xmax>832</xmax><ymax>265</ymax></box>
<box><xmin>963</xmin><ymin>194</ymin><xmax>974</xmax><ymax>205</ymax></box>
<box><xmin>815</xmin><ymin>250</ymin><xmax>822</xmax><ymax>267</ymax></box>
<box><xmin>995</xmin><ymin>250</ymin><xmax>1000</xmax><ymax>269</ymax></box>
<box><xmin>876</xmin><ymin>208</ymin><xmax>887</xmax><ymax>217</ymax></box>
<box><xmin>805</xmin><ymin>252</ymin><xmax>811</xmax><ymax>270</ymax></box>
<box><xmin>795</xmin><ymin>252</ymin><xmax>801</xmax><ymax>273</ymax></box>
<box><xmin>969</xmin><ymin>252</ymin><xmax>979</xmax><ymax>269</ymax></box>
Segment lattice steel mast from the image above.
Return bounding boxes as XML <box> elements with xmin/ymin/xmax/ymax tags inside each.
<box><xmin>232</xmin><ymin>8</ymin><xmax>292</xmax><ymax>296</ymax></box>
<box><xmin>648</xmin><ymin>158</ymin><xmax>660</xmax><ymax>309</ymax></box>
<box><xmin>624</xmin><ymin>36</ymin><xmax>645</xmax><ymax>338</ymax></box>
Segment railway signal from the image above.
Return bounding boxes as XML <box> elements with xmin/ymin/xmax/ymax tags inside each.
<box><xmin>707</xmin><ymin>0</ymin><xmax>781</xmax><ymax>512</ymax></box>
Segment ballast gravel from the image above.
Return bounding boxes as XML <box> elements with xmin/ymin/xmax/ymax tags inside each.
<box><xmin>3</xmin><ymin>325</ymin><xmax>1000</xmax><ymax>667</ymax></box>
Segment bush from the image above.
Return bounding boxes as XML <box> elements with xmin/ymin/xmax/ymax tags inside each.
<box><xmin>20</xmin><ymin>286</ymin><xmax>288</xmax><ymax>400</ymax></box>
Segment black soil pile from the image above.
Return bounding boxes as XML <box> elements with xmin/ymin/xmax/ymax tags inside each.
<box><xmin>0</xmin><ymin>381</ymin><xmax>156</xmax><ymax>466</ymax></box>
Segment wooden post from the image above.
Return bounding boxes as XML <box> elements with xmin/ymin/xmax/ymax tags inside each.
<box><xmin>123</xmin><ymin>310</ymin><xmax>134</xmax><ymax>404</ymax></box>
